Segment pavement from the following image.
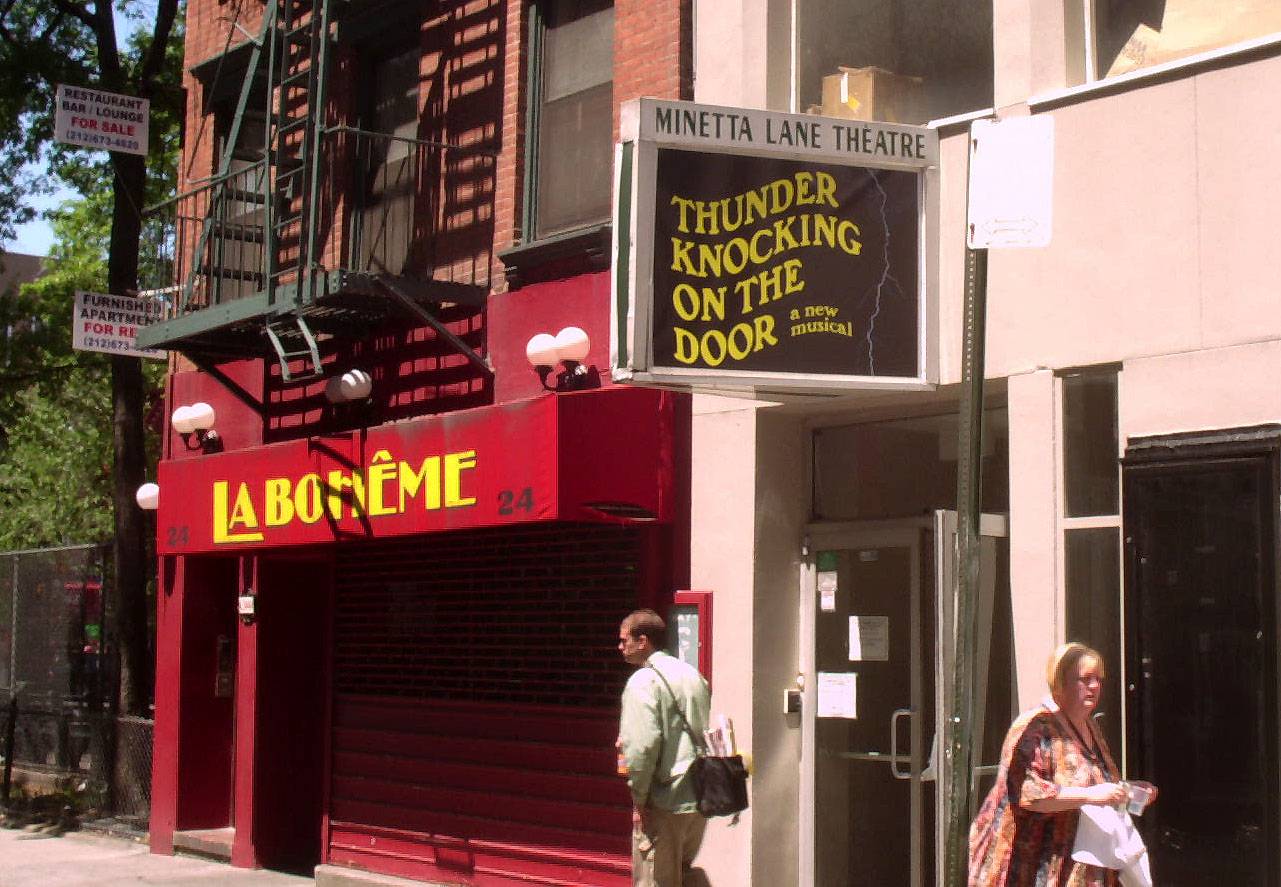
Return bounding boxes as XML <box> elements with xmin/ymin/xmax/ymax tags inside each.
<box><xmin>0</xmin><ymin>828</ymin><xmax>313</xmax><ymax>886</ymax></box>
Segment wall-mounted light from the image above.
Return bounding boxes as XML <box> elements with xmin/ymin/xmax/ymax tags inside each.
<box><xmin>324</xmin><ymin>369</ymin><xmax>373</xmax><ymax>404</ymax></box>
<box><xmin>525</xmin><ymin>327</ymin><xmax>598</xmax><ymax>392</ymax></box>
<box><xmin>135</xmin><ymin>482</ymin><xmax>159</xmax><ymax>511</ymax></box>
<box><xmin>172</xmin><ymin>402</ymin><xmax>221</xmax><ymax>452</ymax></box>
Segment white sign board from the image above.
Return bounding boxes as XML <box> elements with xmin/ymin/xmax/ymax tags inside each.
<box><xmin>817</xmin><ymin>671</ymin><xmax>858</xmax><ymax>719</ymax></box>
<box><xmin>73</xmin><ymin>290</ymin><xmax>167</xmax><ymax>358</ymax></box>
<box><xmin>848</xmin><ymin>615</ymin><xmax>890</xmax><ymax>661</ymax></box>
<box><xmin>54</xmin><ymin>84</ymin><xmax>150</xmax><ymax>156</ymax></box>
<box><xmin>966</xmin><ymin>115</ymin><xmax>1054</xmax><ymax>249</ymax></box>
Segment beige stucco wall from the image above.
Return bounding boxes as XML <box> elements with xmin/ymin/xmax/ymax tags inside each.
<box><xmin>1120</xmin><ymin>339</ymin><xmax>1281</xmax><ymax>441</ymax></box>
<box><xmin>749</xmin><ymin>410</ymin><xmax>806</xmax><ymax>886</ymax></box>
<box><xmin>689</xmin><ymin>395</ymin><xmax>759</xmax><ymax>885</ymax></box>
<box><xmin>978</xmin><ymin>54</ymin><xmax>1281</xmax><ymax>380</ymax></box>
<box><xmin>685</xmin><ymin>5</ymin><xmax>1281</xmax><ymax>885</ymax></box>
<box><xmin>1006</xmin><ymin>370</ymin><xmax>1060</xmax><ymax>709</ymax></box>
<box><xmin>689</xmin><ymin>395</ymin><xmax>807</xmax><ymax>887</ymax></box>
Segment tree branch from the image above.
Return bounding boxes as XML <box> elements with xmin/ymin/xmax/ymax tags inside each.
<box><xmin>46</xmin><ymin>0</ymin><xmax>95</xmax><ymax>30</ymax></box>
<box><xmin>91</xmin><ymin>0</ymin><xmax>122</xmax><ymax>88</ymax></box>
<box><xmin>139</xmin><ymin>0</ymin><xmax>180</xmax><ymax>89</ymax></box>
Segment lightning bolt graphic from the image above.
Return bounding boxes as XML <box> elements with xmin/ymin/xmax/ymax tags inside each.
<box><xmin>865</xmin><ymin>171</ymin><xmax>904</xmax><ymax>375</ymax></box>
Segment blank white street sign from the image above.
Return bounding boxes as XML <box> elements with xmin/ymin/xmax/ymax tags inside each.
<box><xmin>967</xmin><ymin>116</ymin><xmax>1054</xmax><ymax>249</ymax></box>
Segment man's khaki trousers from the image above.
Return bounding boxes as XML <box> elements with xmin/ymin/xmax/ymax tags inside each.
<box><xmin>632</xmin><ymin>807</ymin><xmax>708</xmax><ymax>887</ymax></box>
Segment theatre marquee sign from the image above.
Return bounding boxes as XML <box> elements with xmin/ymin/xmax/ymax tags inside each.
<box><xmin>612</xmin><ymin>98</ymin><xmax>938</xmax><ymax>395</ymax></box>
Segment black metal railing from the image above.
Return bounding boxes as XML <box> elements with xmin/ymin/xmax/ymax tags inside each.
<box><xmin>141</xmin><ymin>161</ymin><xmax>270</xmax><ymax>314</ymax></box>
<box><xmin>141</xmin><ymin>127</ymin><xmax>496</xmax><ymax>323</ymax></box>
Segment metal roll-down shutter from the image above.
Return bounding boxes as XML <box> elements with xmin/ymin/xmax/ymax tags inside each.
<box><xmin>328</xmin><ymin>523</ymin><xmax>644</xmax><ymax>886</ymax></box>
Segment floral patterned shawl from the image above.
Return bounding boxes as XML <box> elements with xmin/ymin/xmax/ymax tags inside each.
<box><xmin>968</xmin><ymin>701</ymin><xmax>1122</xmax><ymax>887</ymax></box>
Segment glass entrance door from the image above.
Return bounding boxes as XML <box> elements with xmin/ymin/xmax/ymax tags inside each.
<box><xmin>800</xmin><ymin>513</ymin><xmax>1013</xmax><ymax>887</ymax></box>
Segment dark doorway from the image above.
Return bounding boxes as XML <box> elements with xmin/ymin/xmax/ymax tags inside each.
<box><xmin>1124</xmin><ymin>437</ymin><xmax>1279</xmax><ymax>887</ymax></box>
<box><xmin>176</xmin><ymin>558</ymin><xmax>238</xmax><ymax>832</ymax></box>
<box><xmin>253</xmin><ymin>558</ymin><xmax>332</xmax><ymax>874</ymax></box>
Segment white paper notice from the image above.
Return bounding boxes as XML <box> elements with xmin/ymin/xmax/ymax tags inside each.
<box><xmin>817</xmin><ymin>672</ymin><xmax>857</xmax><ymax>719</ymax></box>
<box><xmin>818</xmin><ymin>570</ymin><xmax>838</xmax><ymax>612</ymax></box>
<box><xmin>849</xmin><ymin>615</ymin><xmax>890</xmax><ymax>661</ymax></box>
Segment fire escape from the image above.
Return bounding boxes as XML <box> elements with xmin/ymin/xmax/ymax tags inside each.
<box><xmin>138</xmin><ymin>0</ymin><xmax>494</xmax><ymax>391</ymax></box>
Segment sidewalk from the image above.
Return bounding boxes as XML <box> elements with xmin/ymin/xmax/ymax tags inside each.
<box><xmin>0</xmin><ymin>828</ymin><xmax>313</xmax><ymax>886</ymax></box>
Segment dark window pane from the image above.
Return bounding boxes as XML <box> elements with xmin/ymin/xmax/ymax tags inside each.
<box><xmin>536</xmin><ymin>81</ymin><xmax>613</xmax><ymax>236</ymax></box>
<box><xmin>1065</xmin><ymin>526</ymin><xmax>1122</xmax><ymax>760</ymax></box>
<box><xmin>811</xmin><ymin>409</ymin><xmax>1009</xmax><ymax>520</ymax></box>
<box><xmin>534</xmin><ymin>0</ymin><xmax>613</xmax><ymax>238</ymax></box>
<box><xmin>799</xmin><ymin>0</ymin><xmax>992</xmax><ymax>123</ymax></box>
<box><xmin>1063</xmin><ymin>372</ymin><xmax>1118</xmax><ymax>517</ymax></box>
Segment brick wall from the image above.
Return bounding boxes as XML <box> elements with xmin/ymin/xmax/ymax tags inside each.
<box><xmin>490</xmin><ymin>0</ymin><xmax>690</xmax><ymax>294</ymax></box>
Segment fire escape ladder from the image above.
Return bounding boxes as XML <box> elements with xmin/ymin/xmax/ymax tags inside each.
<box><xmin>266</xmin><ymin>0</ymin><xmax>335</xmax><ymax>308</ymax></box>
<box><xmin>265</xmin><ymin>314</ymin><xmax>324</xmax><ymax>382</ymax></box>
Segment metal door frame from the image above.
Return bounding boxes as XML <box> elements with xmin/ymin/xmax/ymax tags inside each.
<box><xmin>799</xmin><ymin>512</ymin><xmax>1008</xmax><ymax>887</ymax></box>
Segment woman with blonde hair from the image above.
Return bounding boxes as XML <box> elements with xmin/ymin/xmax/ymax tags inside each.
<box><xmin>968</xmin><ymin>643</ymin><xmax>1151</xmax><ymax>886</ymax></box>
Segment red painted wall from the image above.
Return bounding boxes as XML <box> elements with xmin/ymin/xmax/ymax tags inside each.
<box><xmin>489</xmin><ymin>271</ymin><xmax>616</xmax><ymax>404</ymax></box>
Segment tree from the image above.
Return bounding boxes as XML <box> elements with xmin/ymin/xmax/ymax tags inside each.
<box><xmin>0</xmin><ymin>188</ymin><xmax>166</xmax><ymax>550</ymax></box>
<box><xmin>0</xmin><ymin>0</ymin><xmax>182</xmax><ymax>717</ymax></box>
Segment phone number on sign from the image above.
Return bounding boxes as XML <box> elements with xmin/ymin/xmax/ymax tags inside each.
<box><xmin>81</xmin><ymin>337</ymin><xmax>141</xmax><ymax>351</ymax></box>
<box><xmin>63</xmin><ymin>130</ymin><xmax>141</xmax><ymax>152</ymax></box>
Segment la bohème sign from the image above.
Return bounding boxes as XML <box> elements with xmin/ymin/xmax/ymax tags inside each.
<box><xmin>613</xmin><ymin>99</ymin><xmax>937</xmax><ymax>394</ymax></box>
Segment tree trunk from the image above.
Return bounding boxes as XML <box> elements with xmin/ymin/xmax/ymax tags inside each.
<box><xmin>106</xmin><ymin>151</ymin><xmax>151</xmax><ymax>718</ymax></box>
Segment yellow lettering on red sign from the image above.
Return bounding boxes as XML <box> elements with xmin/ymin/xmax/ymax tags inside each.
<box><xmin>211</xmin><ymin>448</ymin><xmax>480</xmax><ymax>545</ymax></box>
<box><xmin>213</xmin><ymin>481</ymin><xmax>266</xmax><ymax>543</ymax></box>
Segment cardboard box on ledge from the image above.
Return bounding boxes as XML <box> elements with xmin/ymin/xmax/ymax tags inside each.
<box><xmin>820</xmin><ymin>66</ymin><xmax>925</xmax><ymax>125</ymax></box>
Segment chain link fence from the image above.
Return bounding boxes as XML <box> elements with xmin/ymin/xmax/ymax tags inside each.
<box><xmin>0</xmin><ymin>544</ymin><xmax>151</xmax><ymax>828</ymax></box>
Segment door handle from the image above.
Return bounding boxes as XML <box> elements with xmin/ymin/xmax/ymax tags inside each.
<box><xmin>890</xmin><ymin>708</ymin><xmax>912</xmax><ymax>780</ymax></box>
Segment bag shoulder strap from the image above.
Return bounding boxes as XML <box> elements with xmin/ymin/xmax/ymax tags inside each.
<box><xmin>647</xmin><ymin>661</ymin><xmax>707</xmax><ymax>754</ymax></box>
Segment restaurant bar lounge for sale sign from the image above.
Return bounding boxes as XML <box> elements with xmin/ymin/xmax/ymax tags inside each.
<box><xmin>612</xmin><ymin>98</ymin><xmax>938</xmax><ymax>395</ymax></box>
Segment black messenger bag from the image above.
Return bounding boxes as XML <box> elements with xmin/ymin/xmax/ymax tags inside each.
<box><xmin>648</xmin><ymin>665</ymin><xmax>750</xmax><ymax>819</ymax></box>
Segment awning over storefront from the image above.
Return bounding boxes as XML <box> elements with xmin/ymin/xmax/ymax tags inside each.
<box><xmin>155</xmin><ymin>387</ymin><xmax>679</xmax><ymax>554</ymax></box>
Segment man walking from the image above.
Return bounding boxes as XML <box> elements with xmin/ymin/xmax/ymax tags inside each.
<box><xmin>617</xmin><ymin>608</ymin><xmax>712</xmax><ymax>887</ymax></box>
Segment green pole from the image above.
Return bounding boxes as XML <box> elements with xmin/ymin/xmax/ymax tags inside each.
<box><xmin>943</xmin><ymin>244</ymin><xmax>988</xmax><ymax>886</ymax></box>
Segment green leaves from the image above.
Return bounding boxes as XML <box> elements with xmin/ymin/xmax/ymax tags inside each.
<box><xmin>0</xmin><ymin>183</ymin><xmax>163</xmax><ymax>549</ymax></box>
<box><xmin>0</xmin><ymin>369</ymin><xmax>114</xmax><ymax>547</ymax></box>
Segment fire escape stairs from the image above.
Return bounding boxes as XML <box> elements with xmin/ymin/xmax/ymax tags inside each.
<box><xmin>149</xmin><ymin>0</ymin><xmax>495</xmax><ymax>401</ymax></box>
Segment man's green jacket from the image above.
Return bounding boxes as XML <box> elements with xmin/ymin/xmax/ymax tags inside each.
<box><xmin>619</xmin><ymin>650</ymin><xmax>711</xmax><ymax>813</ymax></box>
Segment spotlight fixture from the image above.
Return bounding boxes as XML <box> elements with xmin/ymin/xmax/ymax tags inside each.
<box><xmin>325</xmin><ymin>369</ymin><xmax>374</xmax><ymax>404</ymax></box>
<box><xmin>171</xmin><ymin>402</ymin><xmax>220</xmax><ymax>452</ymax></box>
<box><xmin>525</xmin><ymin>327</ymin><xmax>598</xmax><ymax>392</ymax></box>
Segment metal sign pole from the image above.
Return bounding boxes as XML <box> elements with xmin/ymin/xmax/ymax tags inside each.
<box><xmin>943</xmin><ymin>244</ymin><xmax>988</xmax><ymax>886</ymax></box>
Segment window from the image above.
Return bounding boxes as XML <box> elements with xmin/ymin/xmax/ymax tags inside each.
<box><xmin>1062</xmin><ymin>370</ymin><xmax>1119</xmax><ymax>517</ymax></box>
<box><xmin>797</xmin><ymin>0</ymin><xmax>993</xmax><ymax>125</ymax></box>
<box><xmin>209</xmin><ymin>95</ymin><xmax>268</xmax><ymax>302</ymax></box>
<box><xmin>527</xmin><ymin>0</ymin><xmax>614</xmax><ymax>240</ymax></box>
<box><xmin>811</xmin><ymin>408</ymin><xmax>1010</xmax><ymax>520</ymax></box>
<box><xmin>1058</xmin><ymin>368</ymin><xmax>1122</xmax><ymax>758</ymax></box>
<box><xmin>356</xmin><ymin>44</ymin><xmax>422</xmax><ymax>274</ymax></box>
<box><xmin>1087</xmin><ymin>0</ymin><xmax>1281</xmax><ymax>80</ymax></box>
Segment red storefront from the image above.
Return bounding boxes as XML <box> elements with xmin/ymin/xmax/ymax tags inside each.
<box><xmin>149</xmin><ymin>381</ymin><xmax>690</xmax><ymax>885</ymax></box>
<box><xmin>142</xmin><ymin>0</ymin><xmax>695</xmax><ymax>880</ymax></box>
